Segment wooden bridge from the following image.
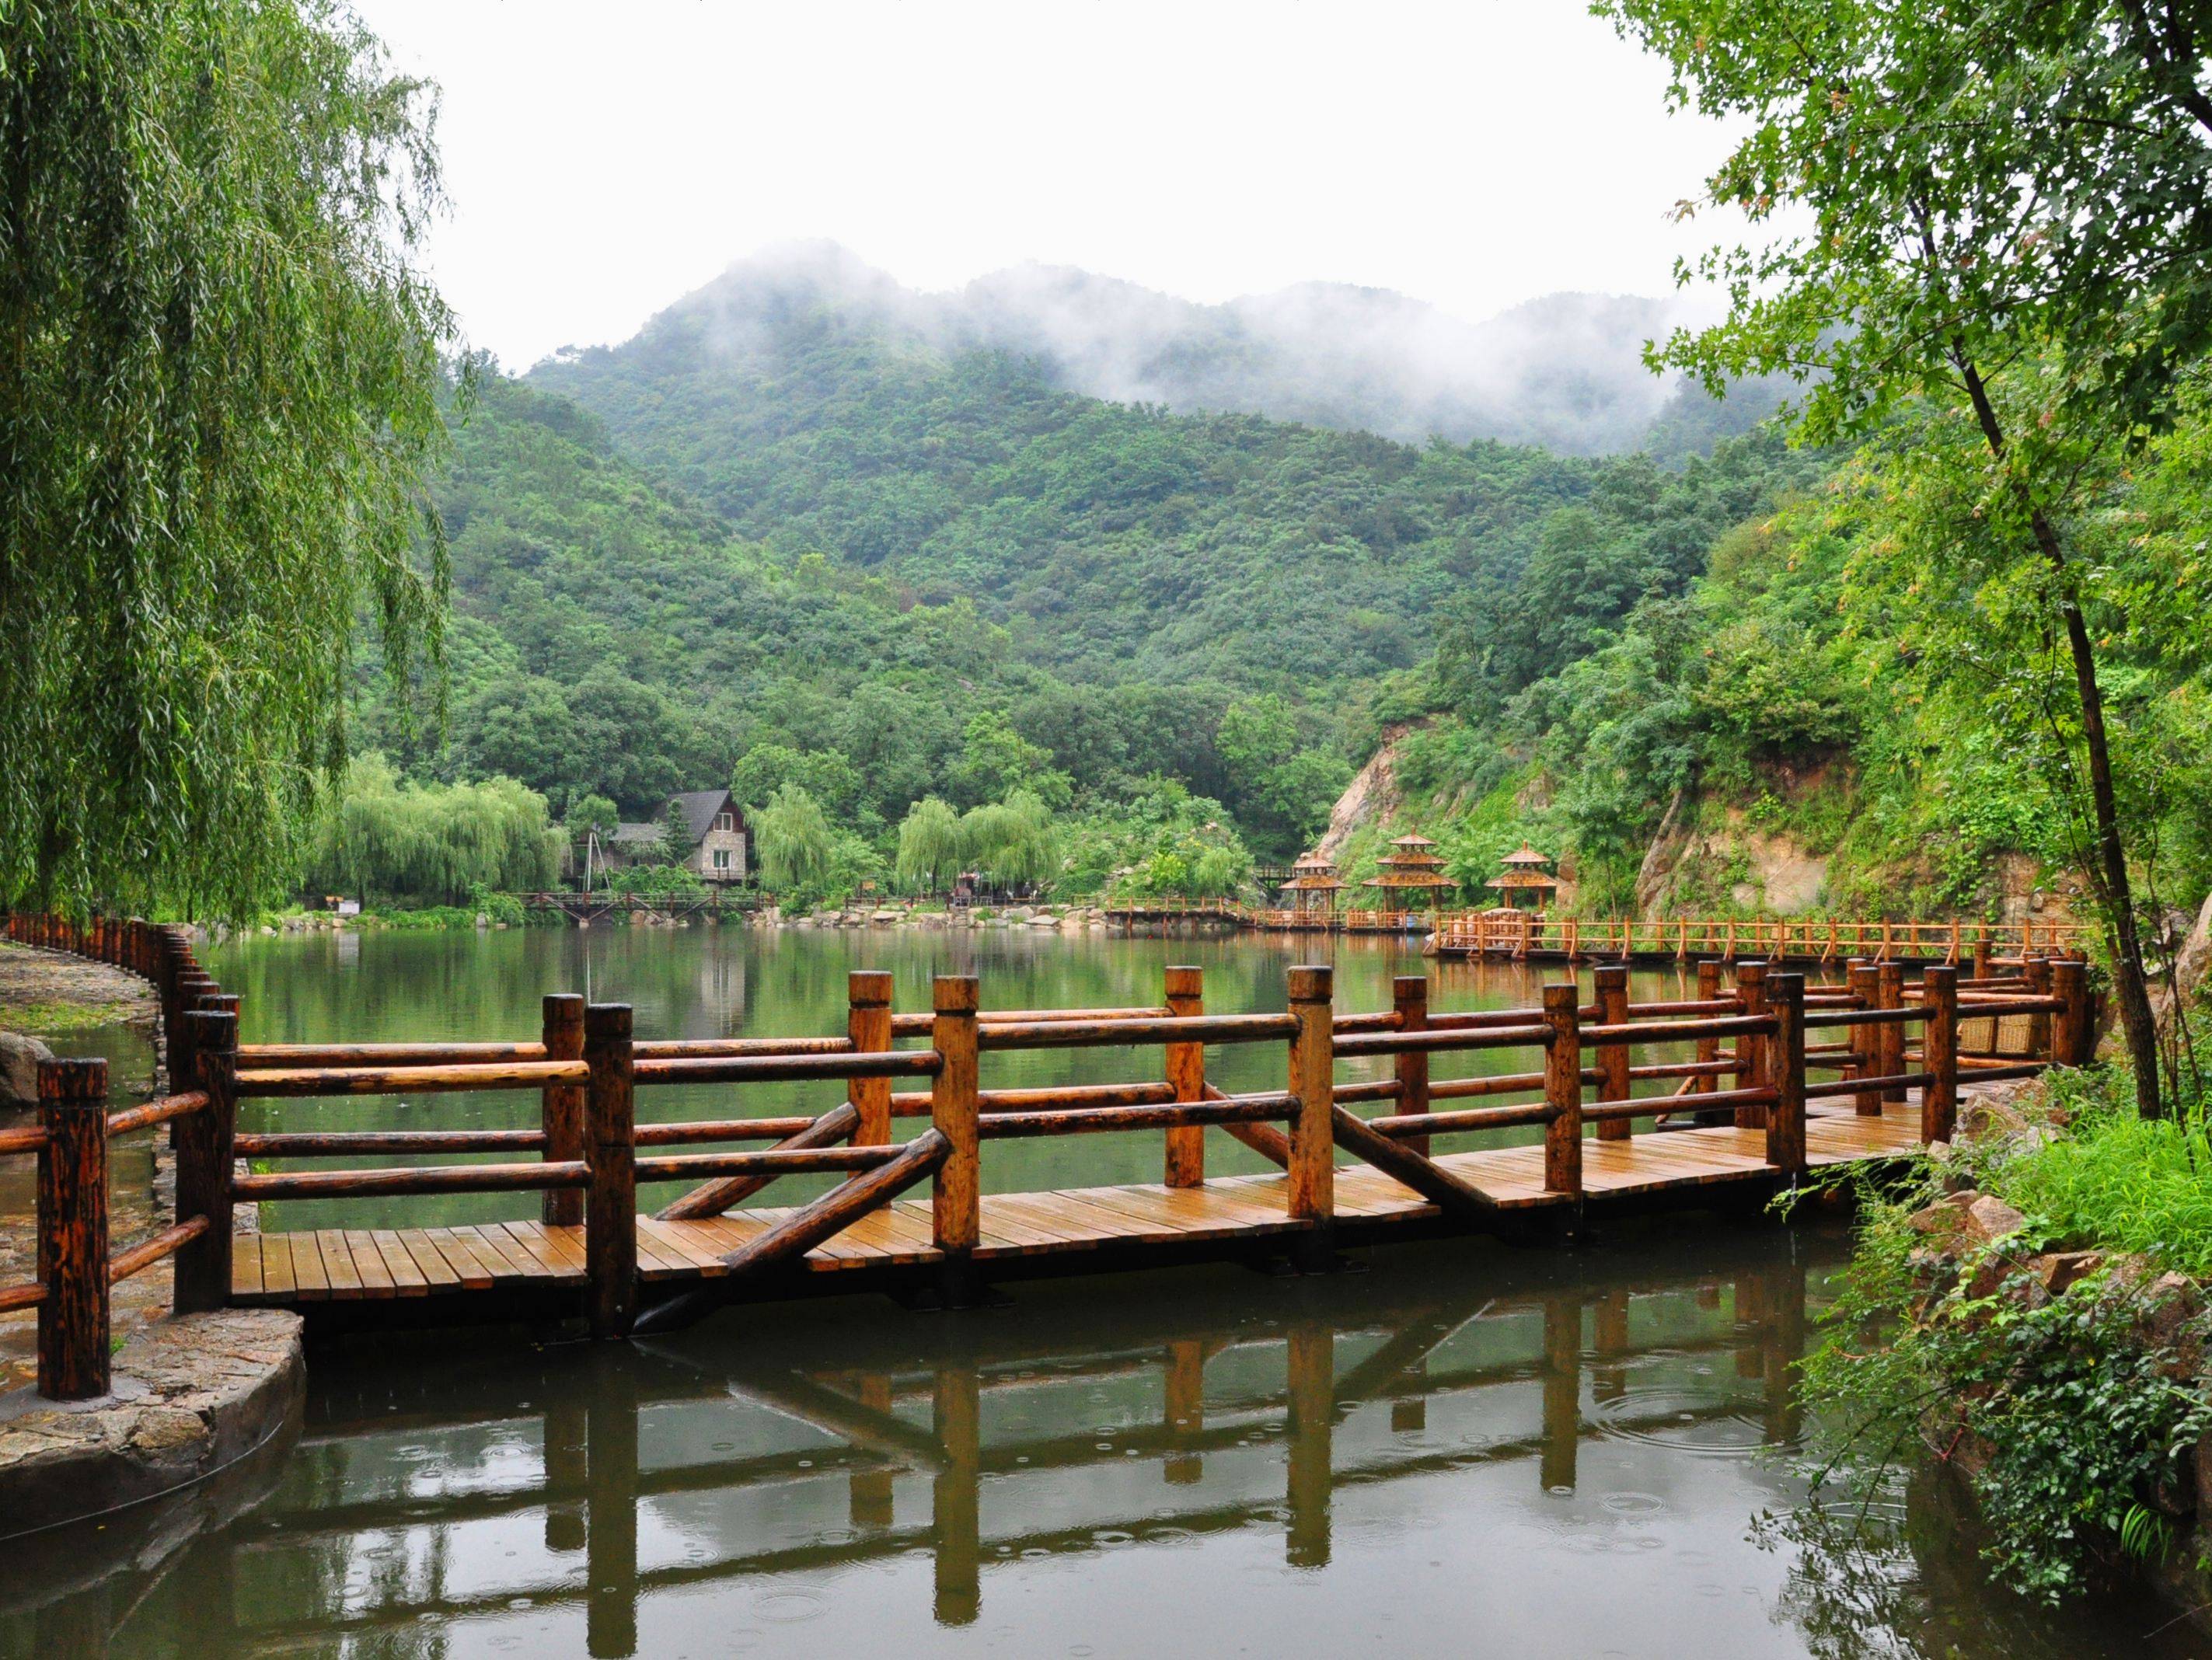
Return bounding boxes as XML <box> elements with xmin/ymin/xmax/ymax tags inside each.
<box><xmin>1</xmin><ymin>913</ymin><xmax>2093</xmax><ymax>1404</ymax></box>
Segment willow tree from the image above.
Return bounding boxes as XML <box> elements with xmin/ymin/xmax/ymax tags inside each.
<box><xmin>754</xmin><ymin>784</ymin><xmax>833</xmax><ymax>891</ymax></box>
<box><xmin>2</xmin><ymin>0</ymin><xmax>459</xmax><ymax>919</ymax></box>
<box><xmin>961</xmin><ymin>791</ymin><xmax>1061</xmax><ymax>891</ymax></box>
<box><xmin>1599</xmin><ymin>0</ymin><xmax>2212</xmax><ymax>1116</ymax></box>
<box><xmin>895</xmin><ymin>797</ymin><xmax>964</xmax><ymax>893</ymax></box>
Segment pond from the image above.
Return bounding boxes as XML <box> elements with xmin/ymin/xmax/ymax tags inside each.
<box><xmin>0</xmin><ymin>926</ymin><xmax>2192</xmax><ymax>1658</ymax></box>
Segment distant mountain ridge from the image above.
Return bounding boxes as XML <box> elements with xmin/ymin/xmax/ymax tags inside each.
<box><xmin>537</xmin><ymin>241</ymin><xmax>1755</xmax><ymax>455</ymax></box>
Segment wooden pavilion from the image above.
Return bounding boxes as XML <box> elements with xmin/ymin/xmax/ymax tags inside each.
<box><xmin>1365</xmin><ymin>834</ymin><xmax>1457</xmax><ymax>912</ymax></box>
<box><xmin>1486</xmin><ymin>845</ymin><xmax>1561</xmax><ymax>912</ymax></box>
<box><xmin>1277</xmin><ymin>852</ymin><xmax>1345</xmax><ymax>919</ymax></box>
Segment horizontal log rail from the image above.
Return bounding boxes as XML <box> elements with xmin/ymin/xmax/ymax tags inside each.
<box><xmin>109</xmin><ymin>1216</ymin><xmax>210</xmax><ymax>1285</ymax></box>
<box><xmin>0</xmin><ymin>1123</ymin><xmax>47</xmax><ymax>1156</ymax></box>
<box><xmin>889</xmin><ymin>1006</ymin><xmax>1171</xmax><ymax>1038</ymax></box>
<box><xmin>1335</xmin><ymin>1024</ymin><xmax>1554</xmax><ymax>1056</ymax></box>
<box><xmin>236</xmin><ymin>1060</ymin><xmax>590</xmax><ymax>1097</ymax></box>
<box><xmin>633</xmin><ymin>1050</ymin><xmax>942</xmax><ymax>1085</ymax></box>
<box><xmin>978</xmin><ymin>1094</ymin><xmax>1298</xmax><ymax>1139</ymax></box>
<box><xmin>634</xmin><ymin>1114</ymin><xmax>829</xmax><ymax>1147</ymax></box>
<box><xmin>635</xmin><ymin>1146</ymin><xmax>906</xmax><ymax>1181</ymax></box>
<box><xmin>237</xmin><ymin>1041</ymin><xmax>548</xmax><ymax>1067</ymax></box>
<box><xmin>977</xmin><ymin>1013</ymin><xmax>1300</xmax><ymax>1049</ymax></box>
<box><xmin>235</xmin><ymin>1128</ymin><xmax>550</xmax><ymax>1156</ymax></box>
<box><xmin>232</xmin><ymin>1160</ymin><xmax>591</xmax><ymax>1200</ymax></box>
<box><xmin>1583</xmin><ymin>1086</ymin><xmax>1779</xmax><ymax>1125</ymax></box>
<box><xmin>1805</xmin><ymin>1072</ymin><xmax>1935</xmax><ymax>1101</ymax></box>
<box><xmin>104</xmin><ymin>1090</ymin><xmax>208</xmax><ymax>1136</ymax></box>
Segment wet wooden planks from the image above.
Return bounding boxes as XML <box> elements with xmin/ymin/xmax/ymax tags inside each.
<box><xmin>226</xmin><ymin>1104</ymin><xmax>1927</xmax><ymax>1308</ymax></box>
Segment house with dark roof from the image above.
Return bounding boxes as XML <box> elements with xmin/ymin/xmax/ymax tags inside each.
<box><xmin>609</xmin><ymin>790</ymin><xmax>750</xmax><ymax>884</ymax></box>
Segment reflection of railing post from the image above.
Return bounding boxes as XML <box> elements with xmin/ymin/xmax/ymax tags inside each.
<box><xmin>850</xmin><ymin>1375</ymin><xmax>897</xmax><ymax>1527</ymax></box>
<box><xmin>1285</xmin><ymin>1323</ymin><xmax>1334</xmax><ymax>1568</ymax></box>
<box><xmin>39</xmin><ymin>1057</ymin><xmax>110</xmax><ymax>1401</ymax></box>
<box><xmin>584</xmin><ymin>1352</ymin><xmax>639</xmax><ymax>1659</ymax></box>
<box><xmin>1164</xmin><ymin>966</ymin><xmax>1205</xmax><ymax>1187</ymax></box>
<box><xmin>1393</xmin><ymin>975</ymin><xmax>1430</xmax><ymax>1157</ymax></box>
<box><xmin>932</xmin><ymin>1365</ymin><xmax>982</xmax><ymax>1625</ymax></box>
<box><xmin>1764</xmin><ymin>1257</ymin><xmax>1807</xmax><ymax>1446</ymax></box>
<box><xmin>543</xmin><ymin>993</ymin><xmax>586</xmax><ymax>1227</ymax></box>
<box><xmin>584</xmin><ymin>1003</ymin><xmax>637</xmax><ymax>1341</ymax></box>
<box><xmin>1592</xmin><ymin>1289</ymin><xmax>1630</xmax><ymax>1404</ymax></box>
<box><xmin>1165</xmin><ymin>1337</ymin><xmax>1205</xmax><ymax>1485</ymax></box>
<box><xmin>1539</xmin><ymin>1293</ymin><xmax>1579</xmax><ymax>1494</ymax></box>
<box><xmin>850</xmin><ymin>971</ymin><xmax>895</xmax><ymax>1146</ymax></box>
<box><xmin>545</xmin><ymin>1394</ymin><xmax>588</xmax><ymax>1553</ymax></box>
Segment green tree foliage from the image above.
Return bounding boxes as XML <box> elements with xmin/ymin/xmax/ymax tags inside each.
<box><xmin>655</xmin><ymin>800</ymin><xmax>692</xmax><ymax>866</ymax></box>
<box><xmin>731</xmin><ymin>744</ymin><xmax>863</xmax><ymax>820</ymax></box>
<box><xmin>894</xmin><ymin>797</ymin><xmax>963</xmax><ymax>893</ymax></box>
<box><xmin>960</xmin><ymin>791</ymin><xmax>1060</xmax><ymax>889</ymax></box>
<box><xmin>305</xmin><ymin>756</ymin><xmax>560</xmax><ymax>906</ymax></box>
<box><xmin>753</xmin><ymin>784</ymin><xmax>832</xmax><ymax>891</ymax></box>
<box><xmin>1216</xmin><ymin>694</ymin><xmax>1353</xmax><ymax>857</ymax></box>
<box><xmin>566</xmin><ymin>794</ymin><xmax>619</xmax><ymax>846</ymax></box>
<box><xmin>1599</xmin><ymin>0</ymin><xmax>2212</xmax><ymax>1111</ymax></box>
<box><xmin>1</xmin><ymin>0</ymin><xmax>459</xmax><ymax>919</ymax></box>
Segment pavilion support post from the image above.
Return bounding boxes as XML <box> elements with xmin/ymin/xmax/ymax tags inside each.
<box><xmin>850</xmin><ymin>971</ymin><xmax>895</xmax><ymax>1146</ymax></box>
<box><xmin>1286</xmin><ymin>966</ymin><xmax>1335</xmax><ymax>1240</ymax></box>
<box><xmin>1164</xmin><ymin>966</ymin><xmax>1205</xmax><ymax>1187</ymax></box>
<box><xmin>1764</xmin><ymin>974</ymin><xmax>1806</xmax><ymax>1177</ymax></box>
<box><xmin>1543</xmin><ymin>982</ymin><xmax>1582</xmax><ymax>1198</ymax></box>
<box><xmin>38</xmin><ymin>1058</ymin><xmax>110</xmax><ymax>1401</ymax></box>
<box><xmin>1732</xmin><ymin>962</ymin><xmax>1769</xmax><ymax>1129</ymax></box>
<box><xmin>931</xmin><ymin>975</ymin><xmax>982</xmax><ymax>1299</ymax></box>
<box><xmin>174</xmin><ymin>1006</ymin><xmax>238</xmax><ymax>1313</ymax></box>
<box><xmin>1921</xmin><ymin>964</ymin><xmax>1959</xmax><ymax>1146</ymax></box>
<box><xmin>1594</xmin><ymin>964</ymin><xmax>1630</xmax><ymax>1142</ymax></box>
<box><xmin>584</xmin><ymin>1003</ymin><xmax>637</xmax><ymax>1340</ymax></box>
<box><xmin>1392</xmin><ymin>975</ymin><xmax>1430</xmax><ymax>1157</ymax></box>
<box><xmin>542</xmin><ymin>994</ymin><xmax>587</xmax><ymax>1228</ymax></box>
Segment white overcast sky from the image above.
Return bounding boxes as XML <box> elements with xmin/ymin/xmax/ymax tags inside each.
<box><xmin>352</xmin><ymin>0</ymin><xmax>1746</xmax><ymax>371</ymax></box>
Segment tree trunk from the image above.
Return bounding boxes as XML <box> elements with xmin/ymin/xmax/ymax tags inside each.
<box><xmin>1956</xmin><ymin>350</ymin><xmax>2161</xmax><ymax>1115</ymax></box>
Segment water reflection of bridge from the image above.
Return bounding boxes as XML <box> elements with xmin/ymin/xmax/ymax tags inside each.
<box><xmin>15</xmin><ymin>1233</ymin><xmax>1832</xmax><ymax>1655</ymax></box>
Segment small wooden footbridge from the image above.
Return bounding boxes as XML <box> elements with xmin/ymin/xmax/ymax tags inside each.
<box><xmin>1</xmin><ymin>914</ymin><xmax>2095</xmax><ymax>1404</ymax></box>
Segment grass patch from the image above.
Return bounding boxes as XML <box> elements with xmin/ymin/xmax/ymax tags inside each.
<box><xmin>0</xmin><ymin>999</ymin><xmax>143</xmax><ymax>1034</ymax></box>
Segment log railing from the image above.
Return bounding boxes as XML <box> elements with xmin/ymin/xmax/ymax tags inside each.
<box><xmin>5</xmin><ymin>910</ymin><xmax>2099</xmax><ymax>1388</ymax></box>
<box><xmin>1428</xmin><ymin>912</ymin><xmax>2094</xmax><ymax>964</ymax></box>
<box><xmin>1</xmin><ymin>913</ymin><xmax>229</xmax><ymax>1400</ymax></box>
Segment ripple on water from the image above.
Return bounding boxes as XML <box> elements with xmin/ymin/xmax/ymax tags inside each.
<box><xmin>1598</xmin><ymin>1490</ymin><xmax>1669</xmax><ymax>1519</ymax></box>
<box><xmin>1590</xmin><ymin>1388</ymin><xmax>1771</xmax><ymax>1456</ymax></box>
<box><xmin>752</xmin><ymin>1588</ymin><xmax>831</xmax><ymax>1623</ymax></box>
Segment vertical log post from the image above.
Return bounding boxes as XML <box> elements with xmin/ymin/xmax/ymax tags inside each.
<box><xmin>1732</xmin><ymin>961</ymin><xmax>1769</xmax><ymax>1129</ymax></box>
<box><xmin>1764</xmin><ymin>973</ymin><xmax>1806</xmax><ymax>1176</ymax></box>
<box><xmin>1972</xmin><ymin>930</ymin><xmax>1992</xmax><ymax>981</ymax></box>
<box><xmin>850</xmin><ymin>971</ymin><xmax>895</xmax><ymax>1146</ymax></box>
<box><xmin>1542</xmin><ymin>982</ymin><xmax>1582</xmax><ymax>1198</ymax></box>
<box><xmin>1392</xmin><ymin>974</ymin><xmax>1430</xmax><ymax>1157</ymax></box>
<box><xmin>38</xmin><ymin>1058</ymin><xmax>110</xmax><ymax>1401</ymax></box>
<box><xmin>1286</xmin><ymin>966</ymin><xmax>1335</xmax><ymax>1232</ymax></box>
<box><xmin>1847</xmin><ymin>962</ymin><xmax>1880</xmax><ymax>1115</ymax></box>
<box><xmin>542</xmin><ymin>994</ymin><xmax>587</xmax><ymax>1228</ymax></box>
<box><xmin>1594</xmin><ymin>964</ymin><xmax>1631</xmax><ymax>1142</ymax></box>
<box><xmin>2052</xmin><ymin>957</ymin><xmax>2090</xmax><ymax>1067</ymax></box>
<box><xmin>1876</xmin><ymin>961</ymin><xmax>1906</xmax><ymax>1106</ymax></box>
<box><xmin>1164</xmin><ymin>965</ymin><xmax>1205</xmax><ymax>1187</ymax></box>
<box><xmin>931</xmin><ymin>976</ymin><xmax>982</xmax><ymax>1285</ymax></box>
<box><xmin>2024</xmin><ymin>954</ymin><xmax>2053</xmax><ymax>1062</ymax></box>
<box><xmin>1690</xmin><ymin>960</ymin><xmax>1727</xmax><ymax>1125</ymax></box>
<box><xmin>1921</xmin><ymin>964</ymin><xmax>1959</xmax><ymax>1146</ymax></box>
<box><xmin>584</xmin><ymin>1003</ymin><xmax>636</xmax><ymax>1340</ymax></box>
<box><xmin>174</xmin><ymin>1005</ymin><xmax>237</xmax><ymax>1313</ymax></box>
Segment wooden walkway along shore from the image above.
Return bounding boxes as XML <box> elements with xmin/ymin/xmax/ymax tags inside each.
<box><xmin>1</xmin><ymin>914</ymin><xmax>2095</xmax><ymax>1393</ymax></box>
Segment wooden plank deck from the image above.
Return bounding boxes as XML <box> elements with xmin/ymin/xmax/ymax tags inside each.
<box><xmin>226</xmin><ymin>1104</ymin><xmax>1924</xmax><ymax>1309</ymax></box>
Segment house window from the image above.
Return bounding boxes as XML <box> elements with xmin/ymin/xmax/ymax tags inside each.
<box><xmin>713</xmin><ymin>849</ymin><xmax>731</xmax><ymax>871</ymax></box>
<box><xmin>715</xmin><ymin>813</ymin><xmax>733</xmax><ymax>831</ymax></box>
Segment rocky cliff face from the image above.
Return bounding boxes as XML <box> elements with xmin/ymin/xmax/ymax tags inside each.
<box><xmin>1315</xmin><ymin>727</ymin><xmax>1411</xmax><ymax>862</ymax></box>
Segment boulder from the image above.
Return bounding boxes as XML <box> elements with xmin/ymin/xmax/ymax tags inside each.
<box><xmin>0</xmin><ymin>1031</ymin><xmax>53</xmax><ymax>1107</ymax></box>
<box><xmin>871</xmin><ymin>910</ymin><xmax>902</xmax><ymax>925</ymax></box>
<box><xmin>2033</xmin><ymin>1250</ymin><xmax>2106</xmax><ymax>1295</ymax></box>
<box><xmin>1963</xmin><ymin>1194</ymin><xmax>2028</xmax><ymax>1246</ymax></box>
<box><xmin>1005</xmin><ymin>906</ymin><xmax>1034</xmax><ymax>922</ymax></box>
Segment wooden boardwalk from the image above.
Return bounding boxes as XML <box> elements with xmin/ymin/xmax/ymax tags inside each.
<box><xmin>227</xmin><ymin>1104</ymin><xmax>1921</xmax><ymax>1309</ymax></box>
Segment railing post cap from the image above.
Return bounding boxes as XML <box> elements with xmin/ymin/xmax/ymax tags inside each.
<box><xmin>186</xmin><ymin>1006</ymin><xmax>239</xmax><ymax>1048</ymax></box>
<box><xmin>849</xmin><ymin>969</ymin><xmax>895</xmax><ymax>1004</ymax></box>
<box><xmin>38</xmin><ymin>1056</ymin><xmax>108</xmax><ymax>1100</ymax></box>
<box><xmin>933</xmin><ymin>975</ymin><xmax>980</xmax><ymax>1014</ymax></box>
<box><xmin>1287</xmin><ymin>964</ymin><xmax>1332</xmax><ymax>1001</ymax></box>
<box><xmin>585</xmin><ymin>1001</ymin><xmax>633</xmax><ymax>1034</ymax></box>
<box><xmin>1595</xmin><ymin>962</ymin><xmax>1628</xmax><ymax>985</ymax></box>
<box><xmin>543</xmin><ymin>991</ymin><xmax>585</xmax><ymax>1017</ymax></box>
<box><xmin>1541</xmin><ymin>981</ymin><xmax>1579</xmax><ymax>1009</ymax></box>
